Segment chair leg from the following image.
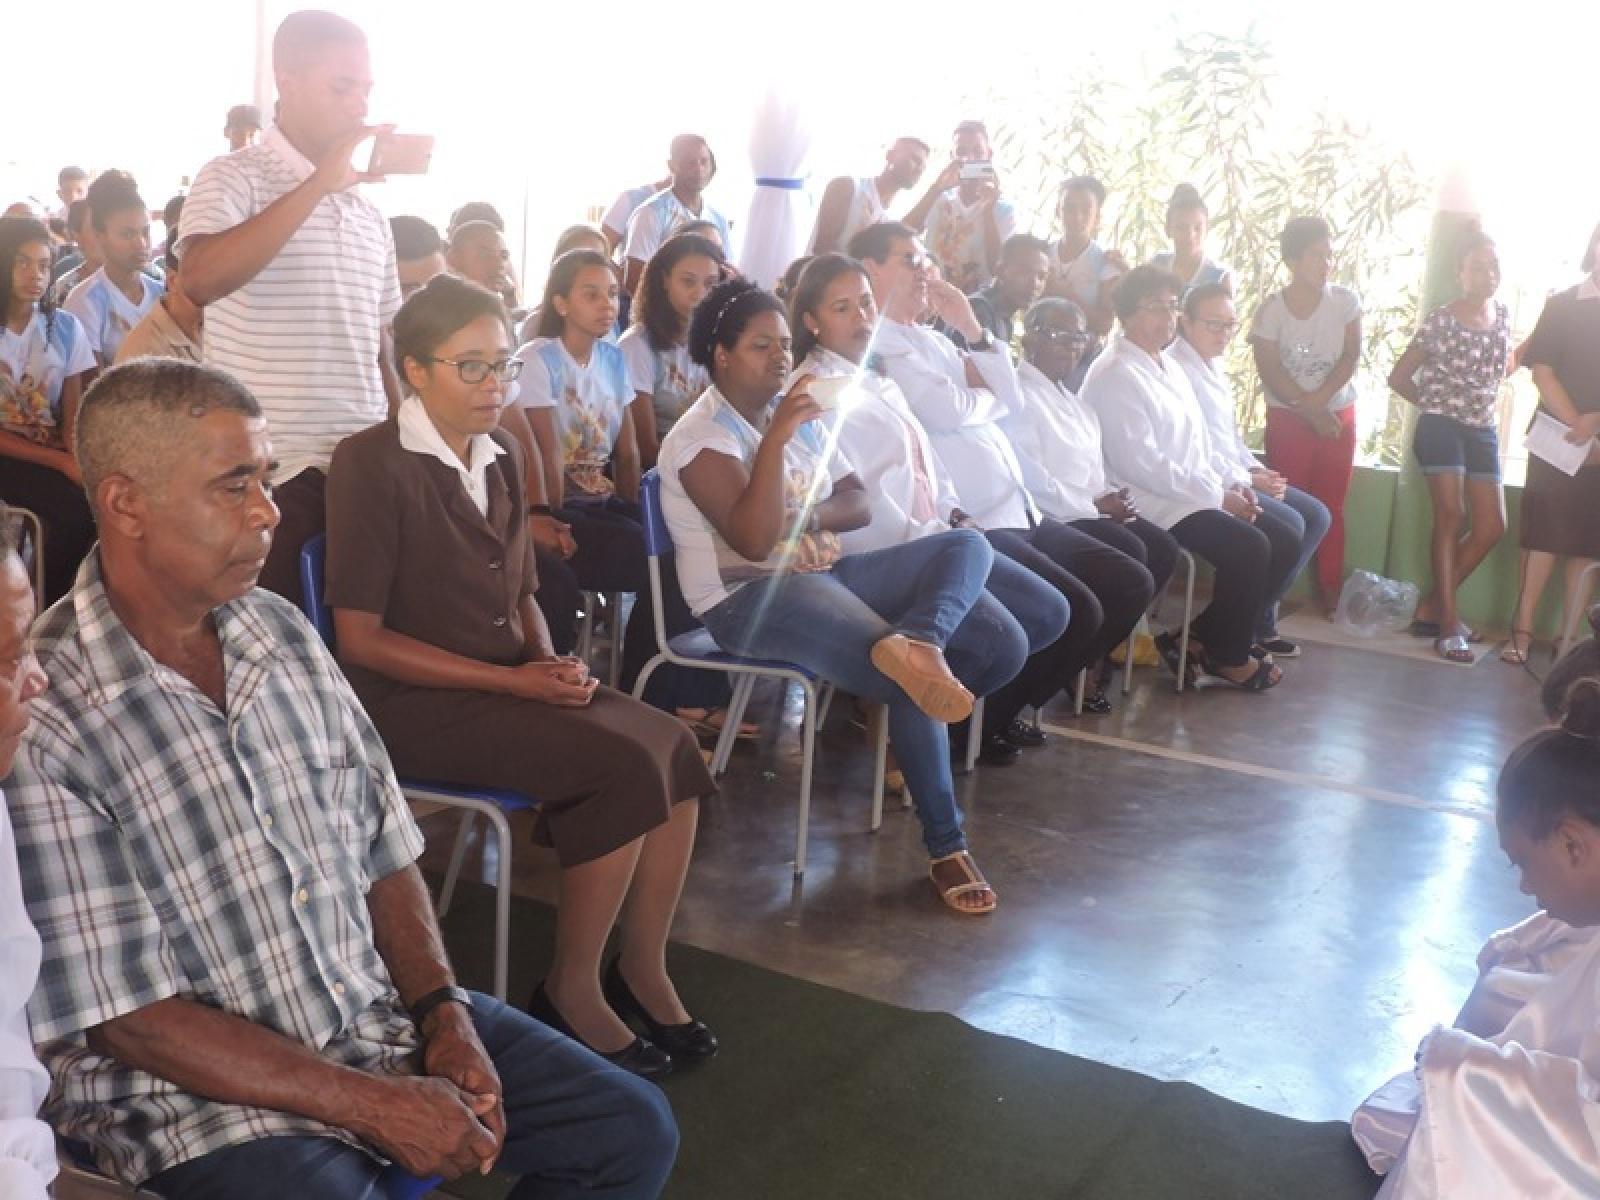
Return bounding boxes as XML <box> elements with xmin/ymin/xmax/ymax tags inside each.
<box><xmin>869</xmin><ymin>705</ymin><xmax>888</xmax><ymax>832</ymax></box>
<box><xmin>964</xmin><ymin>695</ymin><xmax>984</xmax><ymax>774</ymax></box>
<box><xmin>795</xmin><ymin>681</ymin><xmax>818</xmax><ymax>878</ymax></box>
<box><xmin>712</xmin><ymin>675</ymin><xmax>755</xmax><ymax>776</ymax></box>
<box><xmin>437</xmin><ymin>811</ymin><xmax>476</xmax><ymax>918</ymax></box>
<box><xmin>486</xmin><ymin>806</ymin><xmax>514</xmax><ymax>1002</ymax></box>
<box><xmin>576</xmin><ymin>591</ymin><xmax>596</xmax><ymax>664</ymax></box>
<box><xmin>1560</xmin><ymin>562</ymin><xmax>1600</xmax><ymax>657</ymax></box>
<box><xmin>1074</xmin><ymin>668</ymin><xmax>1087</xmax><ymax>715</ymax></box>
<box><xmin>607</xmin><ymin>592</ymin><xmax>625</xmax><ymax>689</ymax></box>
<box><xmin>1123</xmin><ymin>620</ymin><xmax>1137</xmax><ymax>695</ymax></box>
<box><xmin>1176</xmin><ymin>554</ymin><xmax>1196</xmax><ymax>695</ymax></box>
<box><xmin>816</xmin><ymin>683</ymin><xmax>835</xmax><ymax>729</ymax></box>
<box><xmin>631</xmin><ymin>654</ymin><xmax>664</xmax><ymax>701</ymax></box>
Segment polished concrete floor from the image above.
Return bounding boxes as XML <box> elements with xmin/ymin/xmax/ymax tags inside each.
<box><xmin>420</xmin><ymin>623</ymin><xmax>1551</xmax><ymax>1125</ymax></box>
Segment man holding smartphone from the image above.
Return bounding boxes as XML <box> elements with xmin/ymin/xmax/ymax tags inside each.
<box><xmin>917</xmin><ymin>120</ymin><xmax>1015</xmax><ymax>294</ymax></box>
<box><xmin>178</xmin><ymin>9</ymin><xmax>404</xmax><ymax>601</ymax></box>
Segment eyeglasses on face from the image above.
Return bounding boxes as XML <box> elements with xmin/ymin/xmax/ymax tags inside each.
<box><xmin>428</xmin><ymin>356</ymin><xmax>524</xmax><ymax>384</ymax></box>
<box><xmin>1195</xmin><ymin>318</ymin><xmax>1239</xmax><ymax>335</ymax></box>
<box><xmin>1031</xmin><ymin>327</ymin><xmax>1091</xmax><ymax>346</ymax></box>
<box><xmin>1137</xmin><ymin>299</ymin><xmax>1183</xmax><ymax>315</ymax></box>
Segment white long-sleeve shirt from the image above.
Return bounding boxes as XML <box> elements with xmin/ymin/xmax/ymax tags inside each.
<box><xmin>797</xmin><ymin>347</ymin><xmax>959</xmax><ymax>554</ymax></box>
<box><xmin>1005</xmin><ymin>359</ymin><xmax>1111</xmax><ymax>523</ymax></box>
<box><xmin>1170</xmin><ymin>336</ymin><xmax>1260</xmax><ymax>486</ymax></box>
<box><xmin>873</xmin><ymin>319</ymin><xmax>1035</xmax><ymax>530</ymax></box>
<box><xmin>0</xmin><ymin>790</ymin><xmax>55</xmax><ymax>1200</ymax></box>
<box><xmin>1081</xmin><ymin>335</ymin><xmax>1227</xmax><ymax>530</ymax></box>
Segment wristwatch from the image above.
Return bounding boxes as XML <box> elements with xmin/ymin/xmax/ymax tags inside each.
<box><xmin>409</xmin><ymin>984</ymin><xmax>473</xmax><ymax>1030</ymax></box>
<box><xmin>970</xmin><ymin>329</ymin><xmax>996</xmax><ymax>353</ymax></box>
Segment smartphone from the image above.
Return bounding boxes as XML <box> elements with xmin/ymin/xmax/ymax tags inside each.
<box><xmin>368</xmin><ymin>132</ymin><xmax>434</xmax><ymax>176</ymax></box>
<box><xmin>959</xmin><ymin>161</ymin><xmax>995</xmax><ymax>182</ymax></box>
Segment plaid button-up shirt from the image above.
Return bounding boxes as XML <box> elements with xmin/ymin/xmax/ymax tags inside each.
<box><xmin>6</xmin><ymin>555</ymin><xmax>427</xmax><ymax>1185</ymax></box>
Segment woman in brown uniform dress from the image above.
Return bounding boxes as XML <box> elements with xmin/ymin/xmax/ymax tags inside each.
<box><xmin>325</xmin><ymin>275</ymin><xmax>716</xmax><ymax>1079</ymax></box>
<box><xmin>1505</xmin><ymin>222</ymin><xmax>1600</xmax><ymax>664</ymax></box>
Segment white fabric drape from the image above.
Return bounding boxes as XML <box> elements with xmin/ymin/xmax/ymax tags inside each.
<box><xmin>1352</xmin><ymin>912</ymin><xmax>1600</xmax><ymax>1198</ymax></box>
<box><xmin>737</xmin><ymin>88</ymin><xmax>813</xmax><ymax>289</ymax></box>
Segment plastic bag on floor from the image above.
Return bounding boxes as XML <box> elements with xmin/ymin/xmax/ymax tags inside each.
<box><xmin>1333</xmin><ymin>570</ymin><xmax>1419</xmax><ymax>638</ymax></box>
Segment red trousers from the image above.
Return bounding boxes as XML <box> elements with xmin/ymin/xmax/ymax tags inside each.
<box><xmin>1264</xmin><ymin>405</ymin><xmax>1356</xmax><ymax>599</ymax></box>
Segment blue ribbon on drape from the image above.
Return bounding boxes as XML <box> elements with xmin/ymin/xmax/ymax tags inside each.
<box><xmin>754</xmin><ymin>177</ymin><xmax>805</xmax><ymax>190</ymax></box>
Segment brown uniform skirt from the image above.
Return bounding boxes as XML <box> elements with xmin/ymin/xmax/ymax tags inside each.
<box><xmin>1520</xmin><ymin>457</ymin><xmax>1600</xmax><ymax>559</ymax></box>
<box><xmin>349</xmin><ymin>668</ymin><xmax>716</xmax><ymax>868</ymax></box>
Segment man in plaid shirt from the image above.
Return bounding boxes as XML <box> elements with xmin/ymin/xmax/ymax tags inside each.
<box><xmin>5</xmin><ymin>359</ymin><xmax>677</xmax><ymax>1198</ymax></box>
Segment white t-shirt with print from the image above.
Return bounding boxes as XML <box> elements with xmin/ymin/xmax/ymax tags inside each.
<box><xmin>1046</xmin><ymin>239</ymin><xmax>1119</xmax><ymax>309</ymax></box>
<box><xmin>617</xmin><ymin>326</ymin><xmax>708</xmax><ymax>439</ymax></box>
<box><xmin>513</xmin><ymin>335</ymin><xmax>632</xmax><ymax>498</ymax></box>
<box><xmin>0</xmin><ymin>309</ymin><xmax>95</xmax><ymax>446</ymax></box>
<box><xmin>923</xmin><ymin>191</ymin><xmax>1017</xmax><ymax>293</ymax></box>
<box><xmin>1250</xmin><ymin>285</ymin><xmax>1362</xmax><ymax>412</ymax></box>
<box><xmin>61</xmin><ymin>268</ymin><xmax>162</xmax><ymax>366</ymax></box>
<box><xmin>657</xmin><ymin>386</ymin><xmax>853</xmax><ymax>616</ymax></box>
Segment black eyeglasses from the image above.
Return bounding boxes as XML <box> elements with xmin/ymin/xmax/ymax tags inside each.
<box><xmin>1030</xmin><ymin>328</ymin><xmax>1091</xmax><ymax>346</ymax></box>
<box><xmin>429</xmin><ymin>356</ymin><xmax>523</xmax><ymax>384</ymax></box>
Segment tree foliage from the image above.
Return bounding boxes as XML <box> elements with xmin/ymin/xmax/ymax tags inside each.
<box><xmin>973</xmin><ymin>30</ymin><xmax>1431</xmax><ymax>463</ymax></box>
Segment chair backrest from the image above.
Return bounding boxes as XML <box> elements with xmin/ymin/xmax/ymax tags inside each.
<box><xmin>297</xmin><ymin>534</ymin><xmax>336</xmax><ymax>650</ymax></box>
<box><xmin>638</xmin><ymin>468</ymin><xmax>671</xmax><ymax>559</ymax></box>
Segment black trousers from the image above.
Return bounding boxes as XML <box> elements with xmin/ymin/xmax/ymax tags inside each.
<box><xmin>0</xmin><ymin>456</ymin><xmax>95</xmax><ymax>605</ymax></box>
<box><xmin>983</xmin><ymin>519</ymin><xmax>1154</xmax><ymax>732</ymax></box>
<box><xmin>1168</xmin><ymin>506</ymin><xmax>1301</xmax><ymax>668</ymax></box>
<box><xmin>1069</xmin><ymin>516</ymin><xmax>1180</xmax><ymax>598</ymax></box>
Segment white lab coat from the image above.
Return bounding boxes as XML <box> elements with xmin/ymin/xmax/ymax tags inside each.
<box><xmin>1081</xmin><ymin>335</ymin><xmax>1227</xmax><ymax>531</ymax></box>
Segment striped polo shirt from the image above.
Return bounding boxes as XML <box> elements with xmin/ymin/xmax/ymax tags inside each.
<box><xmin>180</xmin><ymin>126</ymin><xmax>400</xmax><ymax>484</ymax></box>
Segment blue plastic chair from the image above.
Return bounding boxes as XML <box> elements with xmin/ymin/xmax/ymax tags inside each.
<box><xmin>634</xmin><ymin>470</ymin><xmax>896</xmax><ymax>878</ymax></box>
<box><xmin>299</xmin><ymin>535</ymin><xmax>536</xmax><ymax>1001</ymax></box>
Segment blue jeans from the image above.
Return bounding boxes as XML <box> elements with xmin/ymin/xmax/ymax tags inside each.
<box><xmin>146</xmin><ymin>994</ymin><xmax>678</xmax><ymax>1200</ymax></box>
<box><xmin>699</xmin><ymin>529</ymin><xmax>1002</xmax><ymax>858</ymax></box>
<box><xmin>1256</xmin><ymin>486</ymin><xmax>1331</xmax><ymax>638</ymax></box>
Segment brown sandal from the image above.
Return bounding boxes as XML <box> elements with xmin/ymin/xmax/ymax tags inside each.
<box><xmin>930</xmin><ymin>851</ymin><xmax>997</xmax><ymax>915</ymax></box>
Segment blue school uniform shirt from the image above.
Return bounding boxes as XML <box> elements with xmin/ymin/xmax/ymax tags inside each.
<box><xmin>62</xmin><ymin>268</ymin><xmax>163</xmax><ymax>367</ymax></box>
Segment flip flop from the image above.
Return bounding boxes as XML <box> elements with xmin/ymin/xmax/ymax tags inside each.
<box><xmin>1435</xmin><ymin>635</ymin><xmax>1475</xmax><ymax>664</ymax></box>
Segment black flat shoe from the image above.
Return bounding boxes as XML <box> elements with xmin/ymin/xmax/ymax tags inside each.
<box><xmin>1002</xmin><ymin>718</ymin><xmax>1048</xmax><ymax>747</ymax></box>
<box><xmin>603</xmin><ymin>958</ymin><xmax>718</xmax><ymax>1061</ymax></box>
<box><xmin>975</xmin><ymin>734</ymin><xmax>1020</xmax><ymax>766</ymax></box>
<box><xmin>1256</xmin><ymin>636</ymin><xmax>1301</xmax><ymax>659</ymax></box>
<box><xmin>528</xmin><ymin>982</ymin><xmax>673</xmax><ymax>1080</ymax></box>
<box><xmin>1076</xmin><ymin>689</ymin><xmax>1113</xmax><ymax>716</ymax></box>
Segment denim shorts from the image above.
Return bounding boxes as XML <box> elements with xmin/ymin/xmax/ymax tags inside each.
<box><xmin>1413</xmin><ymin>412</ymin><xmax>1501</xmax><ymax>481</ymax></box>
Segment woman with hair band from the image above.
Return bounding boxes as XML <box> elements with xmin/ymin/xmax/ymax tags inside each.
<box><xmin>618</xmin><ymin>233</ymin><xmax>753</xmax><ymax>735</ymax></box>
<box><xmin>326</xmin><ymin>274</ymin><xmax>716</xmax><ymax>1077</ymax></box>
<box><xmin>1353</xmin><ymin>678</ymin><xmax>1600</xmax><ymax>1198</ymax></box>
<box><xmin>659</xmin><ymin>277</ymin><xmax>1027</xmax><ymax>914</ymax></box>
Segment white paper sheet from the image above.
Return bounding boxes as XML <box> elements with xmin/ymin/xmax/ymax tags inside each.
<box><xmin>1525</xmin><ymin>412</ymin><xmax>1593</xmax><ymax>477</ymax></box>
